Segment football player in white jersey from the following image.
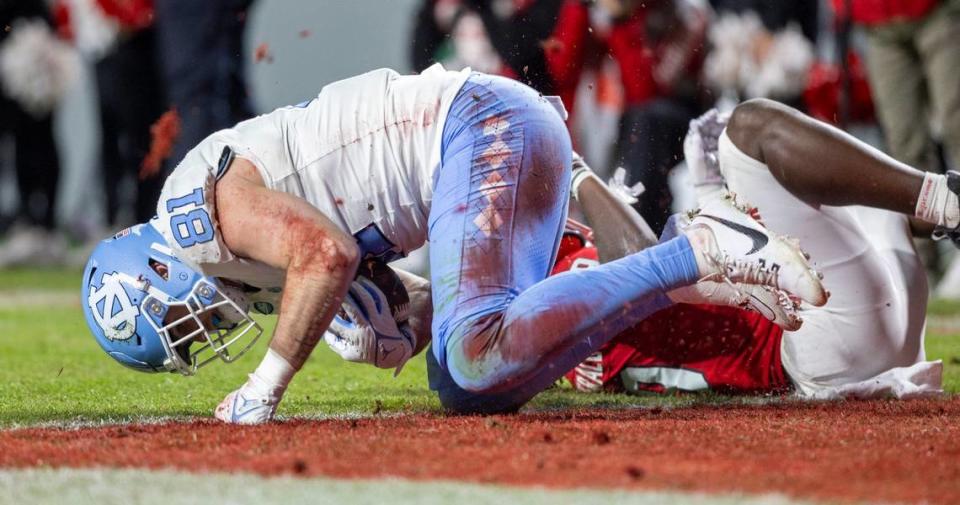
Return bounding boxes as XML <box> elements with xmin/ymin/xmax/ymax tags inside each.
<box><xmin>559</xmin><ymin>102</ymin><xmax>944</xmax><ymax>398</ymax></box>
<box><xmin>81</xmin><ymin>66</ymin><xmax>828</xmax><ymax>423</ymax></box>
<box><xmin>341</xmin><ymin>99</ymin><xmax>950</xmax><ymax>404</ymax></box>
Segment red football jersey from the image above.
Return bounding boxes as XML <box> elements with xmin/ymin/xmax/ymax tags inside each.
<box><xmin>553</xmin><ymin>232</ymin><xmax>791</xmax><ymax>395</ymax></box>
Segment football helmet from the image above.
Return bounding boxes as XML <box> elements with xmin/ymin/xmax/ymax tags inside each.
<box><xmin>81</xmin><ymin>222</ymin><xmax>262</xmax><ymax>375</ymax></box>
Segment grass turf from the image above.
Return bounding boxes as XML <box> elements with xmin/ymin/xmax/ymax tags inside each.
<box><xmin>1</xmin><ymin>267</ymin><xmax>958</xmax><ymax>427</ymax></box>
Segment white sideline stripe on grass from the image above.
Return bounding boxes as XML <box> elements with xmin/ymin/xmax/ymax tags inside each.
<box><xmin>0</xmin><ymin>410</ymin><xmax>378</xmax><ymax>431</ymax></box>
<box><xmin>0</xmin><ymin>468</ymin><xmax>821</xmax><ymax>505</ymax></box>
<box><xmin>3</xmin><ymin>411</ymin><xmax>401</xmax><ymax>430</ymax></box>
<box><xmin>4</xmin><ymin>396</ymin><xmax>806</xmax><ymax>430</ymax></box>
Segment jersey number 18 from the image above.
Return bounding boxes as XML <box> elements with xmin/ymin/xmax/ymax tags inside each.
<box><xmin>166</xmin><ymin>188</ymin><xmax>215</xmax><ymax>248</ymax></box>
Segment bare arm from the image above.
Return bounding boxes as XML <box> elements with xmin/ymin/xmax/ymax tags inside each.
<box><xmin>216</xmin><ymin>158</ymin><xmax>360</xmax><ymax>370</ymax></box>
<box><xmin>573</xmin><ymin>157</ymin><xmax>659</xmax><ymax>262</ymax></box>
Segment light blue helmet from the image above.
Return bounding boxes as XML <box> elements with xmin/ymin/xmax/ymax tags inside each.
<box><xmin>80</xmin><ymin>222</ymin><xmax>262</xmax><ymax>375</ymax></box>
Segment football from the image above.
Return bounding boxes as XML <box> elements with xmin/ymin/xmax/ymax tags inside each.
<box><xmin>355</xmin><ymin>258</ymin><xmax>410</xmax><ymax>323</ymax></box>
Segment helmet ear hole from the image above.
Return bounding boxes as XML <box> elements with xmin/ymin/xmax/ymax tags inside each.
<box><xmin>149</xmin><ymin>259</ymin><xmax>170</xmax><ymax>280</ymax></box>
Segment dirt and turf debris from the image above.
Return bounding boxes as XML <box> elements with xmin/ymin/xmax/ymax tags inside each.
<box><xmin>3</xmin><ymin>398</ymin><xmax>959</xmax><ymax>504</ymax></box>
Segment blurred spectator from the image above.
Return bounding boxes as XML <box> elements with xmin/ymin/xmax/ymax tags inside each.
<box><xmin>832</xmin><ymin>0</ymin><xmax>959</xmax><ymax>174</ymax></box>
<box><xmin>710</xmin><ymin>0</ymin><xmax>818</xmax><ymax>42</ymax></box>
<box><xmin>703</xmin><ymin>2</ymin><xmax>815</xmax><ymax>109</ymax></box>
<box><xmin>411</xmin><ymin>0</ymin><xmax>590</xmax><ymax>120</ymax></box>
<box><xmin>56</xmin><ymin>0</ymin><xmax>165</xmax><ymax>228</ymax></box>
<box><xmin>0</xmin><ymin>0</ymin><xmax>79</xmax><ymax>266</ymax></box>
<box><xmin>833</xmin><ymin>0</ymin><xmax>960</xmax><ymax>297</ymax></box>
<box><xmin>153</xmin><ymin>0</ymin><xmax>255</xmax><ymax>167</ymax></box>
<box><xmin>602</xmin><ymin>0</ymin><xmax>709</xmax><ymax>233</ymax></box>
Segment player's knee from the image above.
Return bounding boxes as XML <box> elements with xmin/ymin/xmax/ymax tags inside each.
<box><xmin>435</xmin><ymin>385</ymin><xmax>523</xmax><ymax>415</ymax></box>
<box><xmin>729</xmin><ymin>99</ymin><xmax>777</xmax><ymax>139</ymax></box>
<box><xmin>728</xmin><ymin>98</ymin><xmax>789</xmax><ymax>162</ymax></box>
<box><xmin>427</xmin><ymin>344</ymin><xmax>522</xmax><ymax>414</ymax></box>
<box><xmin>446</xmin><ymin>350</ymin><xmax>514</xmax><ymax>395</ymax></box>
<box><xmin>449</xmin><ymin>363</ymin><xmax>502</xmax><ymax>395</ymax></box>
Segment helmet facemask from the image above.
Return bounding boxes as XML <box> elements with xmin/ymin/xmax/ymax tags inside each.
<box><xmin>139</xmin><ymin>277</ymin><xmax>262</xmax><ymax>376</ymax></box>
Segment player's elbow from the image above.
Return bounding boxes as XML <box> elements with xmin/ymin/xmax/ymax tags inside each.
<box><xmin>293</xmin><ymin>233</ymin><xmax>360</xmax><ymax>279</ymax></box>
<box><xmin>320</xmin><ymin>237</ymin><xmax>361</xmax><ymax>275</ymax></box>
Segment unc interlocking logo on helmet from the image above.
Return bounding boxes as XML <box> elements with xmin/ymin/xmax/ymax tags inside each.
<box><xmin>87</xmin><ymin>273</ymin><xmax>140</xmax><ymax>341</ymax></box>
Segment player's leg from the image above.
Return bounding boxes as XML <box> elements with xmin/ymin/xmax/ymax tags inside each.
<box><xmin>697</xmin><ymin>110</ymin><xmax>924</xmax><ymax>390</ymax></box>
<box><xmin>725</xmin><ymin>98</ymin><xmax>959</xmax><ymax>236</ymax></box>
<box><xmin>428</xmin><ymin>74</ymin><xmax>699</xmax><ymax>399</ymax></box>
<box><xmin>916</xmin><ymin>0</ymin><xmax>960</xmax><ymax>170</ymax></box>
<box><xmin>863</xmin><ymin>20</ymin><xmax>935</xmax><ymax>172</ymax></box>
<box><xmin>572</xmin><ymin>154</ymin><xmax>802</xmax><ymax>329</ymax></box>
<box><xmin>727</xmin><ymin>98</ymin><xmax>922</xmax><ymax>212</ymax></box>
<box><xmin>428</xmin><ymin>75</ymin><xmax>822</xmax><ymax>406</ymax></box>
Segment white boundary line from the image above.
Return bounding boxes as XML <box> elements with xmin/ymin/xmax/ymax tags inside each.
<box><xmin>0</xmin><ymin>467</ymin><xmax>823</xmax><ymax>505</ymax></box>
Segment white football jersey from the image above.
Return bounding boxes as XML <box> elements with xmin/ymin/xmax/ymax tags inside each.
<box><xmin>153</xmin><ymin>64</ymin><xmax>471</xmax><ymax>290</ymax></box>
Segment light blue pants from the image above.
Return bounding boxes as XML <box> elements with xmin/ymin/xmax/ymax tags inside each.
<box><xmin>427</xmin><ymin>74</ymin><xmax>700</xmax><ymax>413</ymax></box>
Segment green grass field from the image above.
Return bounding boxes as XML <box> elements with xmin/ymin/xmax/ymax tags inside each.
<box><xmin>2</xmin><ymin>267</ymin><xmax>959</xmax><ymax>427</ymax></box>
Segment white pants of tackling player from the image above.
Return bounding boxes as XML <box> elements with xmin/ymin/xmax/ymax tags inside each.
<box><xmin>717</xmin><ymin>131</ymin><xmax>942</xmax><ymax>398</ymax></box>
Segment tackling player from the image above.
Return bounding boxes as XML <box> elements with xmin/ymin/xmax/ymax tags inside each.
<box><xmin>79</xmin><ymin>66</ymin><xmax>825</xmax><ymax>423</ymax></box>
<box><xmin>562</xmin><ymin>102</ymin><xmax>944</xmax><ymax>399</ymax></box>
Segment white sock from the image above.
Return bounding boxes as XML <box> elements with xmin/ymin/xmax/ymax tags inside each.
<box><xmin>247</xmin><ymin>348</ymin><xmax>296</xmax><ymax>400</ymax></box>
<box><xmin>915</xmin><ymin>172</ymin><xmax>960</xmax><ymax>228</ymax></box>
<box><xmin>682</xmin><ymin>225</ymin><xmax>719</xmax><ymax>278</ymax></box>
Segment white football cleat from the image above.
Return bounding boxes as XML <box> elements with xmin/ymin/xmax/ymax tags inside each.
<box><xmin>669</xmin><ymin>281</ymin><xmax>802</xmax><ymax>331</ymax></box>
<box><xmin>683</xmin><ymin>192</ymin><xmax>827</xmax><ymax>306</ymax></box>
<box><xmin>214</xmin><ymin>378</ymin><xmax>279</xmax><ymax>425</ymax></box>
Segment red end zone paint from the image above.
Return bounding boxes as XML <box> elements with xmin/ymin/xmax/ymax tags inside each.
<box><xmin>2</xmin><ymin>399</ymin><xmax>960</xmax><ymax>504</ymax></box>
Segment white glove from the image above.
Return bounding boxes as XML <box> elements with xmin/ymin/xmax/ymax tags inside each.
<box><xmin>214</xmin><ymin>374</ymin><xmax>280</xmax><ymax>425</ymax></box>
<box><xmin>571</xmin><ymin>151</ymin><xmax>644</xmax><ymax>205</ymax></box>
<box><xmin>606</xmin><ymin>167</ymin><xmax>645</xmax><ymax>205</ymax></box>
<box><xmin>324</xmin><ymin>277</ymin><xmax>416</xmax><ymax>375</ymax></box>
<box><xmin>684</xmin><ymin>108</ymin><xmax>730</xmax><ymax>197</ymax></box>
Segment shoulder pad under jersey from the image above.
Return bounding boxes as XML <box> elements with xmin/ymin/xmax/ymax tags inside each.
<box><xmin>154</xmin><ymin>140</ymin><xmax>237</xmax><ymax>272</ymax></box>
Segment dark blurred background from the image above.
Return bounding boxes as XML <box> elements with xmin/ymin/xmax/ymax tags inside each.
<box><xmin>1</xmin><ymin>0</ymin><xmax>957</xmax><ymax>293</ymax></box>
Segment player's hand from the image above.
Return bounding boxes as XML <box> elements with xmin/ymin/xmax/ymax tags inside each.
<box><xmin>684</xmin><ymin>108</ymin><xmax>729</xmax><ymax>192</ymax></box>
<box><xmin>214</xmin><ymin>375</ymin><xmax>280</xmax><ymax>425</ymax></box>
<box><xmin>607</xmin><ymin>167</ymin><xmax>645</xmax><ymax>205</ymax></box>
<box><xmin>323</xmin><ymin>277</ymin><xmax>416</xmax><ymax>375</ymax></box>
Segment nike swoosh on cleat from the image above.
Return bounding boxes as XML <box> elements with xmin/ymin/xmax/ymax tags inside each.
<box><xmin>747</xmin><ymin>293</ymin><xmax>776</xmax><ymax>320</ymax></box>
<box><xmin>700</xmin><ymin>214</ymin><xmax>769</xmax><ymax>255</ymax></box>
